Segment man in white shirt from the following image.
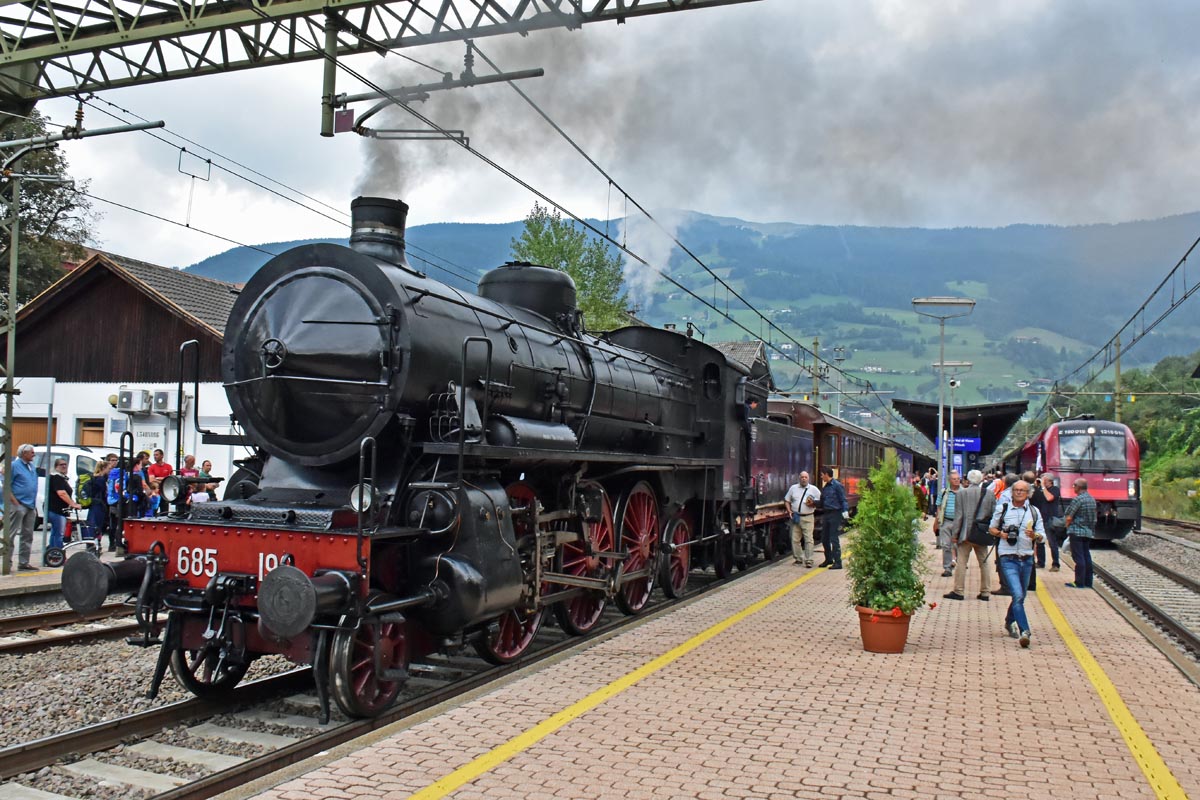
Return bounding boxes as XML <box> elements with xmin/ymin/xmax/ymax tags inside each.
<box><xmin>784</xmin><ymin>472</ymin><xmax>821</xmax><ymax>567</ymax></box>
<box><xmin>989</xmin><ymin>480</ymin><xmax>1045</xmax><ymax>648</ymax></box>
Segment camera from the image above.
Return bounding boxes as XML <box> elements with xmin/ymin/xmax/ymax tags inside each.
<box><xmin>1002</xmin><ymin>524</ymin><xmax>1020</xmax><ymax>545</ymax></box>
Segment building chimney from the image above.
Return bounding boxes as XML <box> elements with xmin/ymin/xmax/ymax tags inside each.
<box><xmin>349</xmin><ymin>196</ymin><xmax>409</xmax><ymax>266</ymax></box>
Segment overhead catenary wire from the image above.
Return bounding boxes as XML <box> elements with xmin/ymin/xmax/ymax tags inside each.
<box><xmin>79</xmin><ymin>189</ymin><xmax>481</xmax><ymax>288</ymax></box>
<box><xmin>469</xmin><ymin>42</ymin><xmax>907</xmax><ymax>430</ymax></box>
<box><xmin>1025</xmin><ymin>233</ymin><xmax>1200</xmax><ymax>429</ymax></box>
<box><xmin>69</xmin><ymin>93</ymin><xmax>483</xmax><ymax>282</ymax></box>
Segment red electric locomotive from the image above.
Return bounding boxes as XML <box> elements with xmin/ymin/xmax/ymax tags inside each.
<box><xmin>1007</xmin><ymin>416</ymin><xmax>1140</xmax><ymax>539</ymax></box>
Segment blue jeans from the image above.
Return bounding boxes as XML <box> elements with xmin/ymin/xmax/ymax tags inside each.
<box><xmin>999</xmin><ymin>555</ymin><xmax>1034</xmax><ymax>634</ymax></box>
<box><xmin>48</xmin><ymin>511</ymin><xmax>67</xmax><ymax>550</ymax></box>
<box><xmin>1070</xmin><ymin>536</ymin><xmax>1093</xmax><ymax>587</ymax></box>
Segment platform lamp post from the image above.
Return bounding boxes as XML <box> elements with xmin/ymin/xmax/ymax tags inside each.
<box><xmin>912</xmin><ymin>297</ymin><xmax>975</xmax><ymax>485</ymax></box>
<box><xmin>937</xmin><ymin>361</ymin><xmax>973</xmax><ymax>476</ymax></box>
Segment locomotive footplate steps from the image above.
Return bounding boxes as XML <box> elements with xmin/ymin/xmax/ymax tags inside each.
<box><xmin>240</xmin><ymin>553</ymin><xmax>1200</xmax><ymax>800</ymax></box>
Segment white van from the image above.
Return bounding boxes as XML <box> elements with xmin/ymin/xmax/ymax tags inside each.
<box><xmin>31</xmin><ymin>445</ymin><xmax>107</xmax><ymax>525</ymax></box>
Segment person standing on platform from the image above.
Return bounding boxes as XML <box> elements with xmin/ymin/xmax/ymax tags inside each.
<box><xmin>1031</xmin><ymin>472</ymin><xmax>1063</xmax><ymax>571</ymax></box>
<box><xmin>926</xmin><ymin>468</ymin><xmax>939</xmax><ymax>519</ymax></box>
<box><xmin>784</xmin><ymin>472</ymin><xmax>821</xmax><ymax>567</ymax></box>
<box><xmin>989</xmin><ymin>480</ymin><xmax>1045</xmax><ymax>648</ymax></box>
<box><xmin>818</xmin><ymin>466</ymin><xmax>848</xmax><ymax>570</ymax></box>
<box><xmin>989</xmin><ymin>473</ymin><xmax>1019</xmax><ymax>595</ymax></box>
<box><xmin>146</xmin><ymin>449</ymin><xmax>173</xmax><ymax>515</ymax></box>
<box><xmin>945</xmin><ymin>470</ymin><xmax>990</xmax><ymax>601</ymax></box>
<box><xmin>47</xmin><ymin>458</ymin><xmax>83</xmax><ymax>557</ymax></box>
<box><xmin>934</xmin><ymin>471</ymin><xmax>961</xmax><ymax>577</ymax></box>
<box><xmin>1064</xmin><ymin>479</ymin><xmax>1097</xmax><ymax>589</ymax></box>
<box><xmin>6</xmin><ymin>444</ymin><xmax>39</xmax><ymax>571</ymax></box>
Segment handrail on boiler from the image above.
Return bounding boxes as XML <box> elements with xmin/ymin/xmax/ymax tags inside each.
<box><xmin>356</xmin><ymin>436</ymin><xmax>377</xmax><ymax>580</ymax></box>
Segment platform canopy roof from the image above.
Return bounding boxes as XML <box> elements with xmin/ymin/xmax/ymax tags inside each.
<box><xmin>891</xmin><ymin>399</ymin><xmax>1029</xmax><ymax>456</ymax></box>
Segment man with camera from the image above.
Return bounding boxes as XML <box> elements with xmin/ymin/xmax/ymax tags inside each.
<box><xmin>988</xmin><ymin>480</ymin><xmax>1045</xmax><ymax>648</ymax></box>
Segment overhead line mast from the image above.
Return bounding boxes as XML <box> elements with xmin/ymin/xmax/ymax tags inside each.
<box><xmin>0</xmin><ymin>0</ymin><xmax>762</xmax><ymax>114</ymax></box>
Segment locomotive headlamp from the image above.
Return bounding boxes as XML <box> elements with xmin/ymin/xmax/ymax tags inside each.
<box><xmin>161</xmin><ymin>475</ymin><xmax>183</xmax><ymax>503</ymax></box>
<box><xmin>349</xmin><ymin>482</ymin><xmax>376</xmax><ymax>512</ymax></box>
<box><xmin>1128</xmin><ymin>479</ymin><xmax>1138</xmax><ymax>498</ymax></box>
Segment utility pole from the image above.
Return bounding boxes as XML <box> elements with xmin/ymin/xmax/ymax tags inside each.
<box><xmin>1113</xmin><ymin>334</ymin><xmax>1122</xmax><ymax>423</ymax></box>
<box><xmin>811</xmin><ymin>337</ymin><xmax>820</xmax><ymax>408</ymax></box>
<box><xmin>0</xmin><ymin>117</ymin><xmax>162</xmax><ymax>575</ymax></box>
<box><xmin>833</xmin><ymin>346</ymin><xmax>846</xmax><ymax>417</ymax></box>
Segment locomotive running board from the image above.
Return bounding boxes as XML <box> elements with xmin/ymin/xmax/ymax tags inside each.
<box><xmin>421</xmin><ymin>442</ymin><xmax>724</xmax><ymax>468</ymax></box>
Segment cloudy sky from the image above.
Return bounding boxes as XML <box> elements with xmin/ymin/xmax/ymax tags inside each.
<box><xmin>35</xmin><ymin>0</ymin><xmax>1200</xmax><ymax>268</ymax></box>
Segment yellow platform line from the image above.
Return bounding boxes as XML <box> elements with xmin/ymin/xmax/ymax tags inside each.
<box><xmin>408</xmin><ymin>565</ymin><xmax>827</xmax><ymax>799</ymax></box>
<box><xmin>1037</xmin><ymin>586</ymin><xmax>1188</xmax><ymax>799</ymax></box>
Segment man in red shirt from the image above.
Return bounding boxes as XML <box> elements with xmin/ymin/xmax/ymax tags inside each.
<box><xmin>146</xmin><ymin>448</ymin><xmax>173</xmax><ymax>493</ymax></box>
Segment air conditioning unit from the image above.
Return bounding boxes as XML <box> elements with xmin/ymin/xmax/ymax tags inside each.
<box><xmin>153</xmin><ymin>391</ymin><xmax>190</xmax><ymax>416</ymax></box>
<box><xmin>117</xmin><ymin>389</ymin><xmax>152</xmax><ymax>414</ymax></box>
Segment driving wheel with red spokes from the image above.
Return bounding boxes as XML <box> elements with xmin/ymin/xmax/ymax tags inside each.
<box><xmin>659</xmin><ymin>512</ymin><xmax>692</xmax><ymax>599</ymax></box>
<box><xmin>553</xmin><ymin>482</ymin><xmax>613</xmax><ymax>635</ymax></box>
<box><xmin>475</xmin><ymin>482</ymin><xmax>546</xmax><ymax>664</ymax></box>
<box><xmin>329</xmin><ymin>596</ymin><xmax>408</xmax><ymax>718</ymax></box>
<box><xmin>614</xmin><ymin>482</ymin><xmax>659</xmax><ymax>614</ymax></box>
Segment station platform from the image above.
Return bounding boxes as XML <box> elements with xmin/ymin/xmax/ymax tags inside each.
<box><xmin>226</xmin><ymin>538</ymin><xmax>1200</xmax><ymax>800</ymax></box>
<box><xmin>0</xmin><ymin>535</ymin><xmax>120</xmax><ymax>605</ymax></box>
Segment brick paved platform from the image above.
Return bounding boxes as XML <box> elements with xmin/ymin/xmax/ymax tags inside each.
<box><xmin>229</xmin><ymin>535</ymin><xmax>1200</xmax><ymax>800</ymax></box>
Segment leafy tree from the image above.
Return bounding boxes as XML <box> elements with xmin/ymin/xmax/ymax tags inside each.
<box><xmin>0</xmin><ymin>110</ymin><xmax>96</xmax><ymax>315</ymax></box>
<box><xmin>509</xmin><ymin>203</ymin><xmax>628</xmax><ymax>331</ymax></box>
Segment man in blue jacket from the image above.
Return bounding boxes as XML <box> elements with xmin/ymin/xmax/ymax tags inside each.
<box><xmin>819</xmin><ymin>466</ymin><xmax>849</xmax><ymax>570</ymax></box>
<box><xmin>7</xmin><ymin>444</ymin><xmax>39</xmax><ymax>570</ymax></box>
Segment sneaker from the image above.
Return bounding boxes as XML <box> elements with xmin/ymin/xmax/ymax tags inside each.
<box><xmin>1019</xmin><ymin>631</ymin><xmax>1031</xmax><ymax>648</ymax></box>
<box><xmin>1049</xmin><ymin>566</ymin><xmax>1060</xmax><ymax>572</ymax></box>
<box><xmin>17</xmin><ymin>563</ymin><xmax>37</xmax><ymax>571</ymax></box>
<box><xmin>806</xmin><ymin>561</ymin><xmax>813</xmax><ymax>567</ymax></box>
<box><xmin>941</xmin><ymin>570</ymin><xmax>953</xmax><ymax>577</ymax></box>
<box><xmin>943</xmin><ymin>591</ymin><xmax>965</xmax><ymax>600</ymax></box>
<box><xmin>1008</xmin><ymin>621</ymin><xmax>1020</xmax><ymax>639</ymax></box>
<box><xmin>1065</xmin><ymin>583</ymin><xmax>1080</xmax><ymax>589</ymax></box>
<box><xmin>977</xmin><ymin>594</ymin><xmax>990</xmax><ymax>601</ymax></box>
<box><xmin>995</xmin><ymin>588</ymin><xmax>1011</xmax><ymax>596</ymax></box>
<box><xmin>830</xmin><ymin>563</ymin><xmax>843</xmax><ymax>570</ymax></box>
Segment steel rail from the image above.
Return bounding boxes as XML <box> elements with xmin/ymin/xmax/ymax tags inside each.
<box><xmin>0</xmin><ymin>621</ymin><xmax>142</xmax><ymax>654</ymax></box>
<box><xmin>1112</xmin><ymin>544</ymin><xmax>1200</xmax><ymax>595</ymax></box>
<box><xmin>0</xmin><ymin>670</ymin><xmax>314</xmax><ymax>781</ymax></box>
<box><xmin>0</xmin><ymin>602</ymin><xmax>132</xmax><ymax>636</ymax></box>
<box><xmin>1092</xmin><ymin>560</ymin><xmax>1200</xmax><ymax>658</ymax></box>
<box><xmin>1142</xmin><ymin>516</ymin><xmax>1200</xmax><ymax>535</ymax></box>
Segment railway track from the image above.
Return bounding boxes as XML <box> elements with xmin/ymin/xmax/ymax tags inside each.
<box><xmin>0</xmin><ymin>603</ymin><xmax>140</xmax><ymax>655</ymax></box>
<box><xmin>0</xmin><ymin>562</ymin><xmax>768</xmax><ymax>799</ymax></box>
<box><xmin>1141</xmin><ymin>516</ymin><xmax>1200</xmax><ymax>538</ymax></box>
<box><xmin>0</xmin><ymin>603</ymin><xmax>132</xmax><ymax>636</ymax></box>
<box><xmin>1091</xmin><ymin>545</ymin><xmax>1200</xmax><ymax>660</ymax></box>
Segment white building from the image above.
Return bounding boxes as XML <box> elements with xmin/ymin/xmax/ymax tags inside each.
<box><xmin>2</xmin><ymin>252</ymin><xmax>249</xmax><ymax>483</ymax></box>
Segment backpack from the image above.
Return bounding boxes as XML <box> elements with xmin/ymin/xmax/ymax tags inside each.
<box><xmin>77</xmin><ymin>473</ymin><xmax>93</xmax><ymax>509</ymax></box>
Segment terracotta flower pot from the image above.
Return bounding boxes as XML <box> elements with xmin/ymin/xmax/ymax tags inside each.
<box><xmin>856</xmin><ymin>606</ymin><xmax>912</xmax><ymax>653</ymax></box>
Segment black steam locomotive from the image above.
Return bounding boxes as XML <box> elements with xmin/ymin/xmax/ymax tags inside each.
<box><xmin>63</xmin><ymin>197</ymin><xmax>908</xmax><ymax>720</ymax></box>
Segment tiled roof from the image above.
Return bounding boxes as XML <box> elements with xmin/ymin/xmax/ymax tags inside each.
<box><xmin>711</xmin><ymin>341</ymin><xmax>766</xmax><ymax>371</ymax></box>
<box><xmin>102</xmin><ymin>253</ymin><xmax>240</xmax><ymax>335</ymax></box>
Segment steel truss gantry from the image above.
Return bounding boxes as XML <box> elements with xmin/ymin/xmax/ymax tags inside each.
<box><xmin>0</xmin><ymin>0</ymin><xmax>758</xmax><ymax>113</ymax></box>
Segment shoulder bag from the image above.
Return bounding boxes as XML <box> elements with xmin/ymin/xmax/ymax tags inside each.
<box><xmin>967</xmin><ymin>502</ymin><xmax>999</xmax><ymax>547</ymax></box>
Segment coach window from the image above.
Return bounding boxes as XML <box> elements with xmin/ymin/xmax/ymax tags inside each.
<box><xmin>826</xmin><ymin>434</ymin><xmax>838</xmax><ymax>465</ymax></box>
<box><xmin>703</xmin><ymin>363</ymin><xmax>722</xmax><ymax>399</ymax></box>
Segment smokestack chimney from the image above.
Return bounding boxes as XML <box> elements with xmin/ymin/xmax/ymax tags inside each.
<box><xmin>349</xmin><ymin>196</ymin><xmax>409</xmax><ymax>266</ymax></box>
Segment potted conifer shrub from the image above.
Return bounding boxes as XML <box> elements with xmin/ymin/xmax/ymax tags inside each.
<box><xmin>845</xmin><ymin>454</ymin><xmax>927</xmax><ymax>653</ymax></box>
